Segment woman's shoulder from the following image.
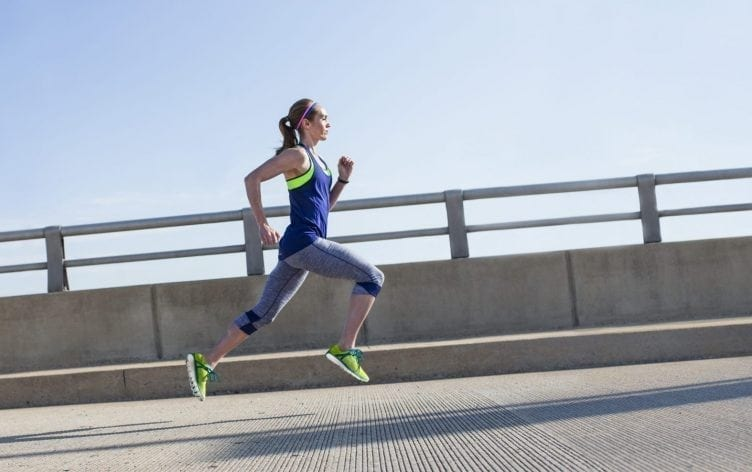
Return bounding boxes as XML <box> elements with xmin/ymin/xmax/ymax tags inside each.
<box><xmin>275</xmin><ymin>146</ymin><xmax>308</xmax><ymax>165</ymax></box>
<box><xmin>274</xmin><ymin>146</ymin><xmax>310</xmax><ymax>177</ymax></box>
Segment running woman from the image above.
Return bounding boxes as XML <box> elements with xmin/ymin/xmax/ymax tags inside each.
<box><xmin>186</xmin><ymin>99</ymin><xmax>384</xmax><ymax>401</ymax></box>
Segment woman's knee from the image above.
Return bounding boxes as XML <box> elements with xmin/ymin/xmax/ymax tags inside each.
<box><xmin>354</xmin><ymin>266</ymin><xmax>384</xmax><ymax>297</ymax></box>
<box><xmin>233</xmin><ymin>308</ymin><xmax>279</xmax><ymax>335</ymax></box>
<box><xmin>374</xmin><ymin>267</ymin><xmax>385</xmax><ymax>286</ymax></box>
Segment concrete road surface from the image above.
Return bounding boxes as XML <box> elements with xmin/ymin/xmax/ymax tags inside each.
<box><xmin>1</xmin><ymin>356</ymin><xmax>750</xmax><ymax>471</ymax></box>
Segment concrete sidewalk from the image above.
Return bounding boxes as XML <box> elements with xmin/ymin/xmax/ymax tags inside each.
<box><xmin>4</xmin><ymin>317</ymin><xmax>751</xmax><ymax>409</ymax></box>
<box><xmin>1</xmin><ymin>356</ymin><xmax>751</xmax><ymax>471</ymax></box>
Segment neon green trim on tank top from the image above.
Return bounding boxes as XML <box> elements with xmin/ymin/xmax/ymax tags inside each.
<box><xmin>286</xmin><ymin>156</ymin><xmax>315</xmax><ymax>190</ymax></box>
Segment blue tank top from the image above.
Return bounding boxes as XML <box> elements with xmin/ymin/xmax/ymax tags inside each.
<box><xmin>278</xmin><ymin>144</ymin><xmax>332</xmax><ymax>260</ymax></box>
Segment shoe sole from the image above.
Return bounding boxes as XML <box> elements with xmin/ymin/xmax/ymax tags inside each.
<box><xmin>325</xmin><ymin>353</ymin><xmax>369</xmax><ymax>383</ymax></box>
<box><xmin>185</xmin><ymin>354</ymin><xmax>205</xmax><ymax>401</ymax></box>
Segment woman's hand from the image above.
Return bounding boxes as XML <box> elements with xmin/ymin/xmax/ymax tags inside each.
<box><xmin>338</xmin><ymin>156</ymin><xmax>354</xmax><ymax>182</ymax></box>
<box><xmin>259</xmin><ymin>222</ymin><xmax>281</xmax><ymax>246</ymax></box>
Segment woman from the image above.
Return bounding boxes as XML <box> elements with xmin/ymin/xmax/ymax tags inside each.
<box><xmin>186</xmin><ymin>99</ymin><xmax>384</xmax><ymax>401</ymax></box>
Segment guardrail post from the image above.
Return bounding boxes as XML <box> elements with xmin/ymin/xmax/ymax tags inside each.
<box><xmin>444</xmin><ymin>189</ymin><xmax>469</xmax><ymax>258</ymax></box>
<box><xmin>44</xmin><ymin>226</ymin><xmax>68</xmax><ymax>292</ymax></box>
<box><xmin>637</xmin><ymin>174</ymin><xmax>662</xmax><ymax>243</ymax></box>
<box><xmin>242</xmin><ymin>208</ymin><xmax>265</xmax><ymax>275</ymax></box>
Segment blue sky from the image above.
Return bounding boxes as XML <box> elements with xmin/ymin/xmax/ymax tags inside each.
<box><xmin>1</xmin><ymin>1</ymin><xmax>751</xmax><ymax>297</ymax></box>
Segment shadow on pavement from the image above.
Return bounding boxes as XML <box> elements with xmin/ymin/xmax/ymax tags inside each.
<box><xmin>1</xmin><ymin>377</ymin><xmax>750</xmax><ymax>461</ymax></box>
<box><xmin>0</xmin><ymin>415</ymin><xmax>313</xmax><ymax>445</ymax></box>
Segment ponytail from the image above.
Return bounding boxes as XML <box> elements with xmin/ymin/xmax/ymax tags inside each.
<box><xmin>274</xmin><ymin>98</ymin><xmax>318</xmax><ymax>156</ymax></box>
<box><xmin>275</xmin><ymin>116</ymin><xmax>297</xmax><ymax>156</ymax></box>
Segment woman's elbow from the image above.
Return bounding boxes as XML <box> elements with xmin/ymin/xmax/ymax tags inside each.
<box><xmin>244</xmin><ymin>171</ymin><xmax>259</xmax><ymax>186</ymax></box>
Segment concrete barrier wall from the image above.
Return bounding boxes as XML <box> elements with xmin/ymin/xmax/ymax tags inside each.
<box><xmin>570</xmin><ymin>237</ymin><xmax>752</xmax><ymax>326</ymax></box>
<box><xmin>366</xmin><ymin>251</ymin><xmax>573</xmax><ymax>345</ymax></box>
<box><xmin>0</xmin><ymin>286</ymin><xmax>158</xmax><ymax>372</ymax></box>
<box><xmin>1</xmin><ymin>236</ymin><xmax>750</xmax><ymax>373</ymax></box>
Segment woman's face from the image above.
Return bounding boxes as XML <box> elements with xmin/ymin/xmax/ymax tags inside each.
<box><xmin>305</xmin><ymin>107</ymin><xmax>330</xmax><ymax>141</ymax></box>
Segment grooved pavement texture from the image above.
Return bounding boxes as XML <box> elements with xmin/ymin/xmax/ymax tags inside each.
<box><xmin>1</xmin><ymin>356</ymin><xmax>750</xmax><ymax>471</ymax></box>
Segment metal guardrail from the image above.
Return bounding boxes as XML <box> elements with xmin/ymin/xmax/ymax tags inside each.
<box><xmin>1</xmin><ymin>167</ymin><xmax>751</xmax><ymax>293</ymax></box>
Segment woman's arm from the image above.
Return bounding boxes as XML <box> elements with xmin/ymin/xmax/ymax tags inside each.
<box><xmin>245</xmin><ymin>149</ymin><xmax>307</xmax><ymax>245</ymax></box>
<box><xmin>329</xmin><ymin>156</ymin><xmax>354</xmax><ymax>209</ymax></box>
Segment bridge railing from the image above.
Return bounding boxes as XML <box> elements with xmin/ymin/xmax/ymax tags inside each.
<box><xmin>1</xmin><ymin>167</ymin><xmax>751</xmax><ymax>293</ymax></box>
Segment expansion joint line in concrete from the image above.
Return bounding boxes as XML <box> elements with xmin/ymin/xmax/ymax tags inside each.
<box><xmin>565</xmin><ymin>251</ymin><xmax>580</xmax><ymax>328</ymax></box>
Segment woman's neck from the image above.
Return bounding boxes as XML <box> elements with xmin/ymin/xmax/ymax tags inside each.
<box><xmin>299</xmin><ymin>136</ymin><xmax>319</xmax><ymax>153</ymax></box>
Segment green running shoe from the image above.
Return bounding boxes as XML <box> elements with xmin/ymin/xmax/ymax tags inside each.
<box><xmin>186</xmin><ymin>353</ymin><xmax>218</xmax><ymax>401</ymax></box>
<box><xmin>325</xmin><ymin>344</ymin><xmax>370</xmax><ymax>383</ymax></box>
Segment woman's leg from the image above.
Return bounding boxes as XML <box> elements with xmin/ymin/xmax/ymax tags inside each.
<box><xmin>205</xmin><ymin>260</ymin><xmax>308</xmax><ymax>368</ymax></box>
<box><xmin>204</xmin><ymin>324</ymin><xmax>248</xmax><ymax>369</ymax></box>
<box><xmin>188</xmin><ymin>259</ymin><xmax>309</xmax><ymax>399</ymax></box>
<box><xmin>339</xmin><ymin>294</ymin><xmax>376</xmax><ymax>350</ymax></box>
<box><xmin>285</xmin><ymin>238</ymin><xmax>384</xmax><ymax>349</ymax></box>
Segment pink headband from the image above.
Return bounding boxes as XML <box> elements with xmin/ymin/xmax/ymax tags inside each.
<box><xmin>294</xmin><ymin>102</ymin><xmax>317</xmax><ymax>130</ymax></box>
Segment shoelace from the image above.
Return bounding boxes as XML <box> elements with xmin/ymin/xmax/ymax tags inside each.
<box><xmin>196</xmin><ymin>362</ymin><xmax>219</xmax><ymax>382</ymax></box>
<box><xmin>348</xmin><ymin>349</ymin><xmax>364</xmax><ymax>364</ymax></box>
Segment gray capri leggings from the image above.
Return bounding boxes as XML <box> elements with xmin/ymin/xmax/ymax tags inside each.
<box><xmin>234</xmin><ymin>238</ymin><xmax>384</xmax><ymax>335</ymax></box>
